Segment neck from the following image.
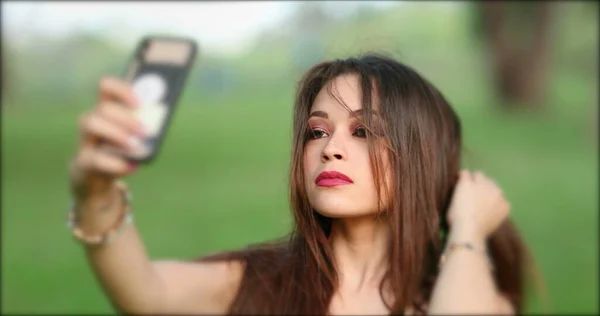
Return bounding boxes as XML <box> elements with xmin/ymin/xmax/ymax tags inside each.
<box><xmin>329</xmin><ymin>214</ymin><xmax>391</xmax><ymax>293</ymax></box>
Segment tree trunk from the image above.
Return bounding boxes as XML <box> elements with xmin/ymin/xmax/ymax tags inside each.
<box><xmin>479</xmin><ymin>2</ymin><xmax>554</xmax><ymax>110</ymax></box>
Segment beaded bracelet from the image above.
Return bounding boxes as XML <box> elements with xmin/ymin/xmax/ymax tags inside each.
<box><xmin>438</xmin><ymin>242</ymin><xmax>495</xmax><ymax>271</ymax></box>
<box><xmin>66</xmin><ymin>180</ymin><xmax>133</xmax><ymax>247</ymax></box>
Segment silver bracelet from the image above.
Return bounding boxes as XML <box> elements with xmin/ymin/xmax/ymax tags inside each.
<box><xmin>438</xmin><ymin>242</ymin><xmax>495</xmax><ymax>271</ymax></box>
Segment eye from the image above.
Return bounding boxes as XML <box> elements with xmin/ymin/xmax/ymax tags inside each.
<box><xmin>308</xmin><ymin>128</ymin><xmax>329</xmax><ymax>140</ymax></box>
<box><xmin>352</xmin><ymin>126</ymin><xmax>368</xmax><ymax>138</ymax></box>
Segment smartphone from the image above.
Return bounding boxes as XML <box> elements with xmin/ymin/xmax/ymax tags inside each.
<box><xmin>119</xmin><ymin>36</ymin><xmax>198</xmax><ymax>163</ymax></box>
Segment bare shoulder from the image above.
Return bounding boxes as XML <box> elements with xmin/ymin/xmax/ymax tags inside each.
<box><xmin>152</xmin><ymin>257</ymin><xmax>245</xmax><ymax>314</ymax></box>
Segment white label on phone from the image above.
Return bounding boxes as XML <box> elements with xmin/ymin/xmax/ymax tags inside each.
<box><xmin>136</xmin><ymin>101</ymin><xmax>168</xmax><ymax>137</ymax></box>
<box><xmin>133</xmin><ymin>73</ymin><xmax>167</xmax><ymax>104</ymax></box>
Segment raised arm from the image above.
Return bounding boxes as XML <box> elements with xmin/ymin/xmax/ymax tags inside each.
<box><xmin>69</xmin><ymin>77</ymin><xmax>243</xmax><ymax>314</ymax></box>
<box><xmin>427</xmin><ymin>170</ymin><xmax>514</xmax><ymax>315</ymax></box>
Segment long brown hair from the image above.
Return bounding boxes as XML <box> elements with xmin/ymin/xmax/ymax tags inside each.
<box><xmin>199</xmin><ymin>53</ymin><xmax>536</xmax><ymax>315</ymax></box>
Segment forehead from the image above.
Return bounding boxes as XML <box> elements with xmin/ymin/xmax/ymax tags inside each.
<box><xmin>311</xmin><ymin>74</ymin><xmax>363</xmax><ymax>113</ymax></box>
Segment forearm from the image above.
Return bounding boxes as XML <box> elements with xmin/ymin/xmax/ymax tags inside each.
<box><xmin>427</xmin><ymin>224</ymin><xmax>502</xmax><ymax>314</ymax></box>
<box><xmin>77</xmin><ymin>189</ymin><xmax>166</xmax><ymax>314</ymax></box>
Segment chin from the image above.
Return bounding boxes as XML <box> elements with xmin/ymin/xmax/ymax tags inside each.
<box><xmin>309</xmin><ymin>193</ymin><xmax>377</xmax><ymax>219</ymax></box>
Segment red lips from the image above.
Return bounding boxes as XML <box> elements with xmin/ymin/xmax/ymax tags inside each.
<box><xmin>315</xmin><ymin>171</ymin><xmax>354</xmax><ymax>187</ymax></box>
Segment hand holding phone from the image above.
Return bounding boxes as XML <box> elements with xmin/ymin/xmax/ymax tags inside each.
<box><xmin>69</xmin><ymin>36</ymin><xmax>198</xmax><ymax>203</ymax></box>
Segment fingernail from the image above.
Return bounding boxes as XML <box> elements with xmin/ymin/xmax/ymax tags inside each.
<box><xmin>128</xmin><ymin>136</ymin><xmax>145</xmax><ymax>150</ymax></box>
<box><xmin>127</xmin><ymin>162</ymin><xmax>138</xmax><ymax>173</ymax></box>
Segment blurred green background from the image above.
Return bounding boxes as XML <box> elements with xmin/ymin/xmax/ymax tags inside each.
<box><xmin>2</xmin><ymin>1</ymin><xmax>597</xmax><ymax>314</ymax></box>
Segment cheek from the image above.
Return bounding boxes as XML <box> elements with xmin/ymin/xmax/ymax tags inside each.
<box><xmin>303</xmin><ymin>146</ymin><xmax>317</xmax><ymax>193</ymax></box>
<box><xmin>303</xmin><ymin>143</ymin><xmax>319</xmax><ymax>171</ymax></box>
<box><xmin>355</xmin><ymin>144</ymin><xmax>375</xmax><ymax>177</ymax></box>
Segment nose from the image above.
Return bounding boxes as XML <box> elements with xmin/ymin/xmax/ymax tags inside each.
<box><xmin>321</xmin><ymin>137</ymin><xmax>346</xmax><ymax>162</ymax></box>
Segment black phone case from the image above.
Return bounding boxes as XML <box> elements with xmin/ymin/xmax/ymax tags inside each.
<box><xmin>123</xmin><ymin>36</ymin><xmax>198</xmax><ymax>163</ymax></box>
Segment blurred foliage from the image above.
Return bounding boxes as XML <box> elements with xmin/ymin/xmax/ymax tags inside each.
<box><xmin>3</xmin><ymin>2</ymin><xmax>596</xmax><ymax>113</ymax></box>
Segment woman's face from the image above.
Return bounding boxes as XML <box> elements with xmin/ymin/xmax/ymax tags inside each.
<box><xmin>303</xmin><ymin>74</ymin><xmax>390</xmax><ymax>218</ymax></box>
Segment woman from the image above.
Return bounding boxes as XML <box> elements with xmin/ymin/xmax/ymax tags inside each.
<box><xmin>68</xmin><ymin>53</ymin><xmax>531</xmax><ymax>315</ymax></box>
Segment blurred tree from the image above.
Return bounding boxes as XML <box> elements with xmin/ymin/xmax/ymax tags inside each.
<box><xmin>289</xmin><ymin>2</ymin><xmax>328</xmax><ymax>72</ymax></box>
<box><xmin>474</xmin><ymin>1</ymin><xmax>556</xmax><ymax>110</ymax></box>
<box><xmin>3</xmin><ymin>30</ymin><xmax>126</xmax><ymax>108</ymax></box>
<box><xmin>291</xmin><ymin>2</ymin><xmax>331</xmax><ymax>33</ymax></box>
<box><xmin>2</xmin><ymin>35</ymin><xmax>27</xmax><ymax>108</ymax></box>
<box><xmin>2</xmin><ymin>42</ymin><xmax>10</xmax><ymax>106</ymax></box>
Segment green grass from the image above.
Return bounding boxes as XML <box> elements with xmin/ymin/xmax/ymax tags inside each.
<box><xmin>2</xmin><ymin>76</ymin><xmax>597</xmax><ymax>314</ymax></box>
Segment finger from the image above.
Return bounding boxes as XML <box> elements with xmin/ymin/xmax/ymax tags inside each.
<box><xmin>78</xmin><ymin>112</ymin><xmax>100</xmax><ymax>148</ymax></box>
<box><xmin>504</xmin><ymin>201</ymin><xmax>511</xmax><ymax>213</ymax></box>
<box><xmin>459</xmin><ymin>170</ymin><xmax>472</xmax><ymax>181</ymax></box>
<box><xmin>98</xmin><ymin>101</ymin><xmax>146</xmax><ymax>137</ymax></box>
<box><xmin>78</xmin><ymin>146</ymin><xmax>137</xmax><ymax>176</ymax></box>
<box><xmin>81</xmin><ymin>112</ymin><xmax>146</xmax><ymax>152</ymax></box>
<box><xmin>481</xmin><ymin>174</ymin><xmax>502</xmax><ymax>192</ymax></box>
<box><xmin>494</xmin><ymin>201</ymin><xmax>511</xmax><ymax>224</ymax></box>
<box><xmin>98</xmin><ymin>77</ymin><xmax>139</xmax><ymax>108</ymax></box>
<box><xmin>488</xmin><ymin>178</ymin><xmax>501</xmax><ymax>190</ymax></box>
<box><xmin>474</xmin><ymin>171</ymin><xmax>486</xmax><ymax>182</ymax></box>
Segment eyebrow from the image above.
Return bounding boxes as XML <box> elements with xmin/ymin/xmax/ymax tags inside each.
<box><xmin>308</xmin><ymin>109</ymin><xmax>379</xmax><ymax>119</ymax></box>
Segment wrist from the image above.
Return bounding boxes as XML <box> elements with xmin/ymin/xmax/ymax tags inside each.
<box><xmin>448</xmin><ymin>221</ymin><xmax>486</xmax><ymax>248</ymax></box>
<box><xmin>75</xmin><ymin>182</ymin><xmax>121</xmax><ymax>215</ymax></box>
<box><xmin>73</xmin><ymin>181</ymin><xmax>128</xmax><ymax>233</ymax></box>
<box><xmin>68</xmin><ymin>180</ymin><xmax>133</xmax><ymax>247</ymax></box>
